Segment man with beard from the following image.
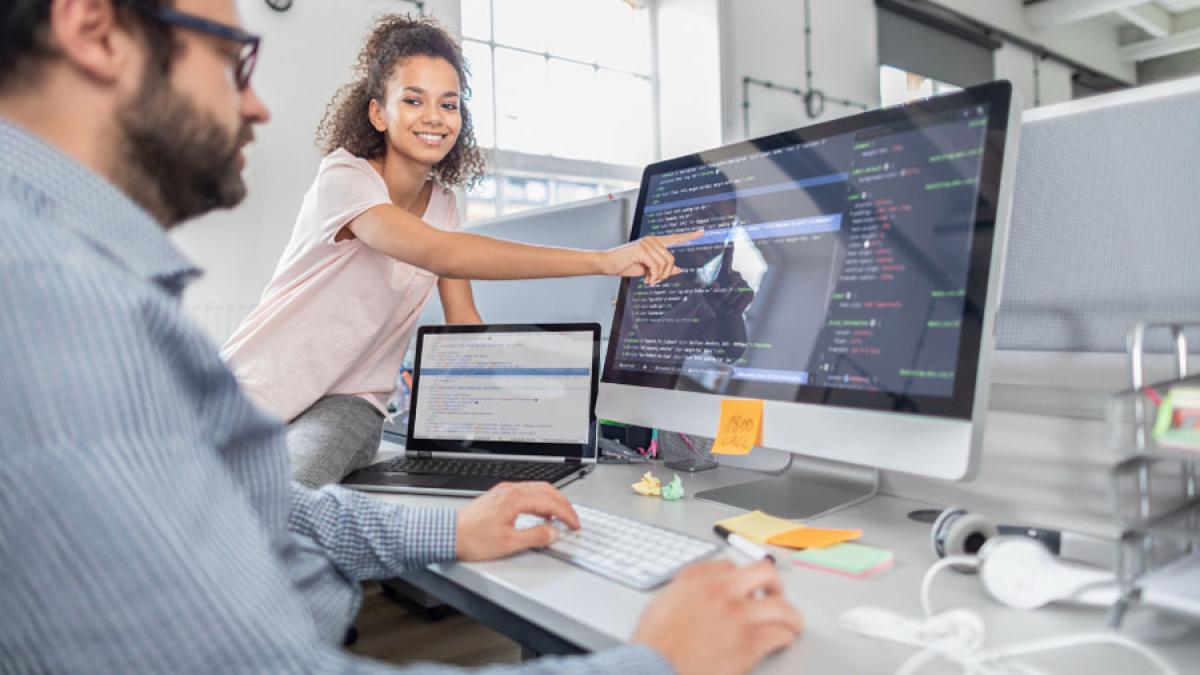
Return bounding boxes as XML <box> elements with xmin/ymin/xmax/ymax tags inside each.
<box><xmin>0</xmin><ymin>1</ymin><xmax>802</xmax><ymax>673</ymax></box>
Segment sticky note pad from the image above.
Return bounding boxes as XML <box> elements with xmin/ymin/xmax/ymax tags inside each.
<box><xmin>791</xmin><ymin>543</ymin><xmax>894</xmax><ymax>578</ymax></box>
<box><xmin>715</xmin><ymin>510</ymin><xmax>798</xmax><ymax>544</ymax></box>
<box><xmin>767</xmin><ymin>527</ymin><xmax>862</xmax><ymax>550</ymax></box>
<box><xmin>711</xmin><ymin>399</ymin><xmax>763</xmax><ymax>455</ymax></box>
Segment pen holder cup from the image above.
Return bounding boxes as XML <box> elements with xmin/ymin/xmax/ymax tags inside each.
<box><xmin>659</xmin><ymin>431</ymin><xmax>719</xmax><ymax>472</ymax></box>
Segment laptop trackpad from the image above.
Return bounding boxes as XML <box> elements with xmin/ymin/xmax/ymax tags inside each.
<box><xmin>343</xmin><ymin>472</ymin><xmax>455</xmax><ymax>489</ymax></box>
<box><xmin>447</xmin><ymin>475</ymin><xmax>506</xmax><ymax>492</ymax></box>
<box><xmin>384</xmin><ymin>474</ymin><xmax>455</xmax><ymax>488</ymax></box>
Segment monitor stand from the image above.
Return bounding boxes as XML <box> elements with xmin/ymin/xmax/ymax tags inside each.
<box><xmin>695</xmin><ymin>452</ymin><xmax>879</xmax><ymax>520</ymax></box>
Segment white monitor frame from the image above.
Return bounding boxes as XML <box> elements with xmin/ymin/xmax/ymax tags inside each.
<box><xmin>599</xmin><ymin>82</ymin><xmax>1023</xmax><ymax>484</ymax></box>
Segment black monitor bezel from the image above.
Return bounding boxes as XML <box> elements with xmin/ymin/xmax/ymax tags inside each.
<box><xmin>602</xmin><ymin>81</ymin><xmax>1014</xmax><ymax>420</ymax></box>
<box><xmin>407</xmin><ymin>322</ymin><xmax>600</xmax><ymax>457</ymax></box>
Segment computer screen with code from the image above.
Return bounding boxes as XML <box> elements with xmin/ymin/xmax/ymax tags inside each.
<box><xmin>413</xmin><ymin>329</ymin><xmax>594</xmax><ymax>444</ymax></box>
<box><xmin>606</xmin><ymin>101</ymin><xmax>997</xmax><ymax>413</ymax></box>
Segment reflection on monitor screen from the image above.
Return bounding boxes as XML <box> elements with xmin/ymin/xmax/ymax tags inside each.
<box><xmin>607</xmin><ymin>103</ymin><xmax>994</xmax><ymax>417</ymax></box>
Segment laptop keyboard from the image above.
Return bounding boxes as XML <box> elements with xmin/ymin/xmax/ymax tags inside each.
<box><xmin>360</xmin><ymin>457</ymin><xmax>581</xmax><ymax>483</ymax></box>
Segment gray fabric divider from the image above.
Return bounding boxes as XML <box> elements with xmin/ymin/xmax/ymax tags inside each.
<box><xmin>996</xmin><ymin>85</ymin><xmax>1200</xmax><ymax>354</ymax></box>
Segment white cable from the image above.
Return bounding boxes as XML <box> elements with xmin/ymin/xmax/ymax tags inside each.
<box><xmin>969</xmin><ymin>631</ymin><xmax>1179</xmax><ymax>675</ymax></box>
<box><xmin>920</xmin><ymin>556</ymin><xmax>979</xmax><ymax>616</ymax></box>
<box><xmin>839</xmin><ymin>554</ymin><xmax>1179</xmax><ymax>675</ymax></box>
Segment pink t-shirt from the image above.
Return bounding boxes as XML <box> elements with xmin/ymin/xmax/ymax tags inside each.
<box><xmin>222</xmin><ymin>148</ymin><xmax>459</xmax><ymax>422</ymax></box>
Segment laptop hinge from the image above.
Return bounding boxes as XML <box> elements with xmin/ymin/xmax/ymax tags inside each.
<box><xmin>405</xmin><ymin>450</ymin><xmax>433</xmax><ymax>459</ymax></box>
<box><xmin>565</xmin><ymin>458</ymin><xmax>583</xmax><ymax>465</ymax></box>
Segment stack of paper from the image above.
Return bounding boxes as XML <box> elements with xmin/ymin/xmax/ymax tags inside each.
<box><xmin>714</xmin><ymin>510</ymin><xmax>862</xmax><ymax>549</ymax></box>
<box><xmin>1140</xmin><ymin>550</ymin><xmax>1200</xmax><ymax>619</ymax></box>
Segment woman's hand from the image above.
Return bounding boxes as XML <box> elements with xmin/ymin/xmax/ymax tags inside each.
<box><xmin>602</xmin><ymin>229</ymin><xmax>705</xmax><ymax>284</ymax></box>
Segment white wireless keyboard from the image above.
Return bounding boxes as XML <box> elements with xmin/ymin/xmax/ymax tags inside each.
<box><xmin>514</xmin><ymin>503</ymin><xmax>720</xmax><ymax>590</ymax></box>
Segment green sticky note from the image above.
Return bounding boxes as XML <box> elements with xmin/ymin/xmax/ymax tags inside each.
<box><xmin>661</xmin><ymin>474</ymin><xmax>684</xmax><ymax>501</ymax></box>
<box><xmin>791</xmin><ymin>542</ymin><xmax>893</xmax><ymax>578</ymax></box>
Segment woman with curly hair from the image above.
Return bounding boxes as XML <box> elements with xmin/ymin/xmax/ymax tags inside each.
<box><xmin>222</xmin><ymin>15</ymin><xmax>696</xmax><ymax>487</ymax></box>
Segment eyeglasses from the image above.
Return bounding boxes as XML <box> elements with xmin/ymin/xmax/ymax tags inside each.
<box><xmin>125</xmin><ymin>1</ymin><xmax>261</xmax><ymax>90</ymax></box>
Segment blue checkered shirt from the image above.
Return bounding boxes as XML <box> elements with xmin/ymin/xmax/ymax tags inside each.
<box><xmin>0</xmin><ymin>119</ymin><xmax>670</xmax><ymax>674</ymax></box>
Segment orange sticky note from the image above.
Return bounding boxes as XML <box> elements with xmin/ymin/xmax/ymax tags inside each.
<box><xmin>711</xmin><ymin>399</ymin><xmax>763</xmax><ymax>456</ymax></box>
<box><xmin>767</xmin><ymin>527</ymin><xmax>863</xmax><ymax>550</ymax></box>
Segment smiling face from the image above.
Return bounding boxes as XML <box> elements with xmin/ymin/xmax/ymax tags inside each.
<box><xmin>369</xmin><ymin>55</ymin><xmax>462</xmax><ymax>170</ymax></box>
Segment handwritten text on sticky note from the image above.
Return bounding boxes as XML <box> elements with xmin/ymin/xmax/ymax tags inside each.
<box><xmin>711</xmin><ymin>399</ymin><xmax>763</xmax><ymax>455</ymax></box>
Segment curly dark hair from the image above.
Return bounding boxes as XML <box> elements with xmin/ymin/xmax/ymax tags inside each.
<box><xmin>316</xmin><ymin>14</ymin><xmax>487</xmax><ymax>189</ymax></box>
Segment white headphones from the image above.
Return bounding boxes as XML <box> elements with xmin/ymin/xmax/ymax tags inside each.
<box><xmin>841</xmin><ymin>531</ymin><xmax>1173</xmax><ymax>675</ymax></box>
<box><xmin>930</xmin><ymin>507</ymin><xmax>999</xmax><ymax>571</ymax></box>
<box><xmin>841</xmin><ymin>508</ymin><xmax>1173</xmax><ymax>673</ymax></box>
<box><xmin>974</xmin><ymin>536</ymin><xmax>1118</xmax><ymax>610</ymax></box>
<box><xmin>930</xmin><ymin>507</ymin><xmax>1117</xmax><ymax>609</ymax></box>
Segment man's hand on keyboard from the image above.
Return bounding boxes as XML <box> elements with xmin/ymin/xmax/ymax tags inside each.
<box><xmin>455</xmin><ymin>482</ymin><xmax>581</xmax><ymax>562</ymax></box>
<box><xmin>632</xmin><ymin>559</ymin><xmax>803</xmax><ymax>675</ymax></box>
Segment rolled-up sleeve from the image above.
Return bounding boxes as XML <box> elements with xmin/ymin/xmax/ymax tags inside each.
<box><xmin>289</xmin><ymin>482</ymin><xmax>458</xmax><ymax>581</ymax></box>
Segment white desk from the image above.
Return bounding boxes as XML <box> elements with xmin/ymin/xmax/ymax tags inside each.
<box><xmin>370</xmin><ymin>456</ymin><xmax>1200</xmax><ymax>674</ymax></box>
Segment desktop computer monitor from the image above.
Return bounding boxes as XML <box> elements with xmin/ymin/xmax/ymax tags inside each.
<box><xmin>597</xmin><ymin>81</ymin><xmax>1022</xmax><ymax>517</ymax></box>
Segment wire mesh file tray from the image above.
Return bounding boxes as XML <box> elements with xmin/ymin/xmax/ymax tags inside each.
<box><xmin>1106</xmin><ymin>320</ymin><xmax>1200</xmax><ymax>627</ymax></box>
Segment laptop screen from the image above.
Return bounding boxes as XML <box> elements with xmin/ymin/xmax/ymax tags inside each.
<box><xmin>407</xmin><ymin>324</ymin><xmax>600</xmax><ymax>458</ymax></box>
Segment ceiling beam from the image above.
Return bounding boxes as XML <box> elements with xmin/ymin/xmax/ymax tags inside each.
<box><xmin>1120</xmin><ymin>26</ymin><xmax>1200</xmax><ymax>60</ymax></box>
<box><xmin>1026</xmin><ymin>0</ymin><xmax>1149</xmax><ymax>29</ymax></box>
<box><xmin>1117</xmin><ymin>3</ymin><xmax>1172</xmax><ymax>38</ymax></box>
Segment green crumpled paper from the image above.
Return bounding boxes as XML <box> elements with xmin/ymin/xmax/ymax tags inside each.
<box><xmin>661</xmin><ymin>473</ymin><xmax>685</xmax><ymax>501</ymax></box>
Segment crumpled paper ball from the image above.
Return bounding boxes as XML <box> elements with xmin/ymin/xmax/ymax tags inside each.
<box><xmin>631</xmin><ymin>471</ymin><xmax>661</xmax><ymax>496</ymax></box>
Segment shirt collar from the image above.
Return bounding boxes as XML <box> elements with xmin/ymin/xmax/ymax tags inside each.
<box><xmin>0</xmin><ymin>118</ymin><xmax>201</xmax><ymax>289</ymax></box>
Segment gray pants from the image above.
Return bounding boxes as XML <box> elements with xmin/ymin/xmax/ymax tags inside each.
<box><xmin>287</xmin><ymin>395</ymin><xmax>385</xmax><ymax>488</ymax></box>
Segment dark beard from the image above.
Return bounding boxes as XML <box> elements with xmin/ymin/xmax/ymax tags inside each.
<box><xmin>114</xmin><ymin>64</ymin><xmax>250</xmax><ymax>227</ymax></box>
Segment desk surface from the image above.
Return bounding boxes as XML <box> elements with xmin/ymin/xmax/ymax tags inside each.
<box><xmin>370</xmin><ymin>452</ymin><xmax>1199</xmax><ymax>674</ymax></box>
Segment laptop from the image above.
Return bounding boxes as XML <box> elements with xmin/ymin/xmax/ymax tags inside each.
<box><xmin>342</xmin><ymin>323</ymin><xmax>600</xmax><ymax>496</ymax></box>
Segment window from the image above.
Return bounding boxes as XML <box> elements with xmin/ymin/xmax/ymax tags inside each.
<box><xmin>464</xmin><ymin>169</ymin><xmax>637</xmax><ymax>222</ymax></box>
<box><xmin>460</xmin><ymin>0</ymin><xmax>655</xmax><ymax>222</ymax></box>
<box><xmin>879</xmin><ymin>65</ymin><xmax>962</xmax><ymax>107</ymax></box>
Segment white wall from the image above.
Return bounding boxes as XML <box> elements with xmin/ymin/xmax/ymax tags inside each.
<box><xmin>994</xmin><ymin>43</ymin><xmax>1037</xmax><ymax>106</ymax></box>
<box><xmin>993</xmin><ymin>42</ymin><xmax>1074</xmax><ymax>108</ymax></box>
<box><xmin>934</xmin><ymin>0</ymin><xmax>1131</xmax><ymax>109</ymax></box>
<box><xmin>172</xmin><ymin>0</ymin><xmax>460</xmax><ymax>341</ymax></box>
<box><xmin>719</xmin><ymin>0</ymin><xmax>880</xmax><ymax>142</ymax></box>
<box><xmin>656</xmin><ymin>0</ymin><xmax>725</xmax><ymax>158</ymax></box>
<box><xmin>719</xmin><ymin>0</ymin><xmax>1133</xmax><ymax>141</ymax></box>
<box><xmin>1137</xmin><ymin>7</ymin><xmax>1200</xmax><ymax>84</ymax></box>
<box><xmin>932</xmin><ymin>0</ymin><xmax>1135</xmax><ymax>84</ymax></box>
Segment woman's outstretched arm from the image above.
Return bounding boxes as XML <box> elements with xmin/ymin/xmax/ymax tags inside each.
<box><xmin>346</xmin><ymin>203</ymin><xmax>701</xmax><ymax>284</ymax></box>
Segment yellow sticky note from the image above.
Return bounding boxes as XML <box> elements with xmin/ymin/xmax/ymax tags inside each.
<box><xmin>631</xmin><ymin>471</ymin><xmax>662</xmax><ymax>496</ymax></box>
<box><xmin>710</xmin><ymin>399</ymin><xmax>763</xmax><ymax>456</ymax></box>
<box><xmin>767</xmin><ymin>527</ymin><xmax>862</xmax><ymax>550</ymax></box>
<box><xmin>715</xmin><ymin>510</ymin><xmax>798</xmax><ymax>544</ymax></box>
